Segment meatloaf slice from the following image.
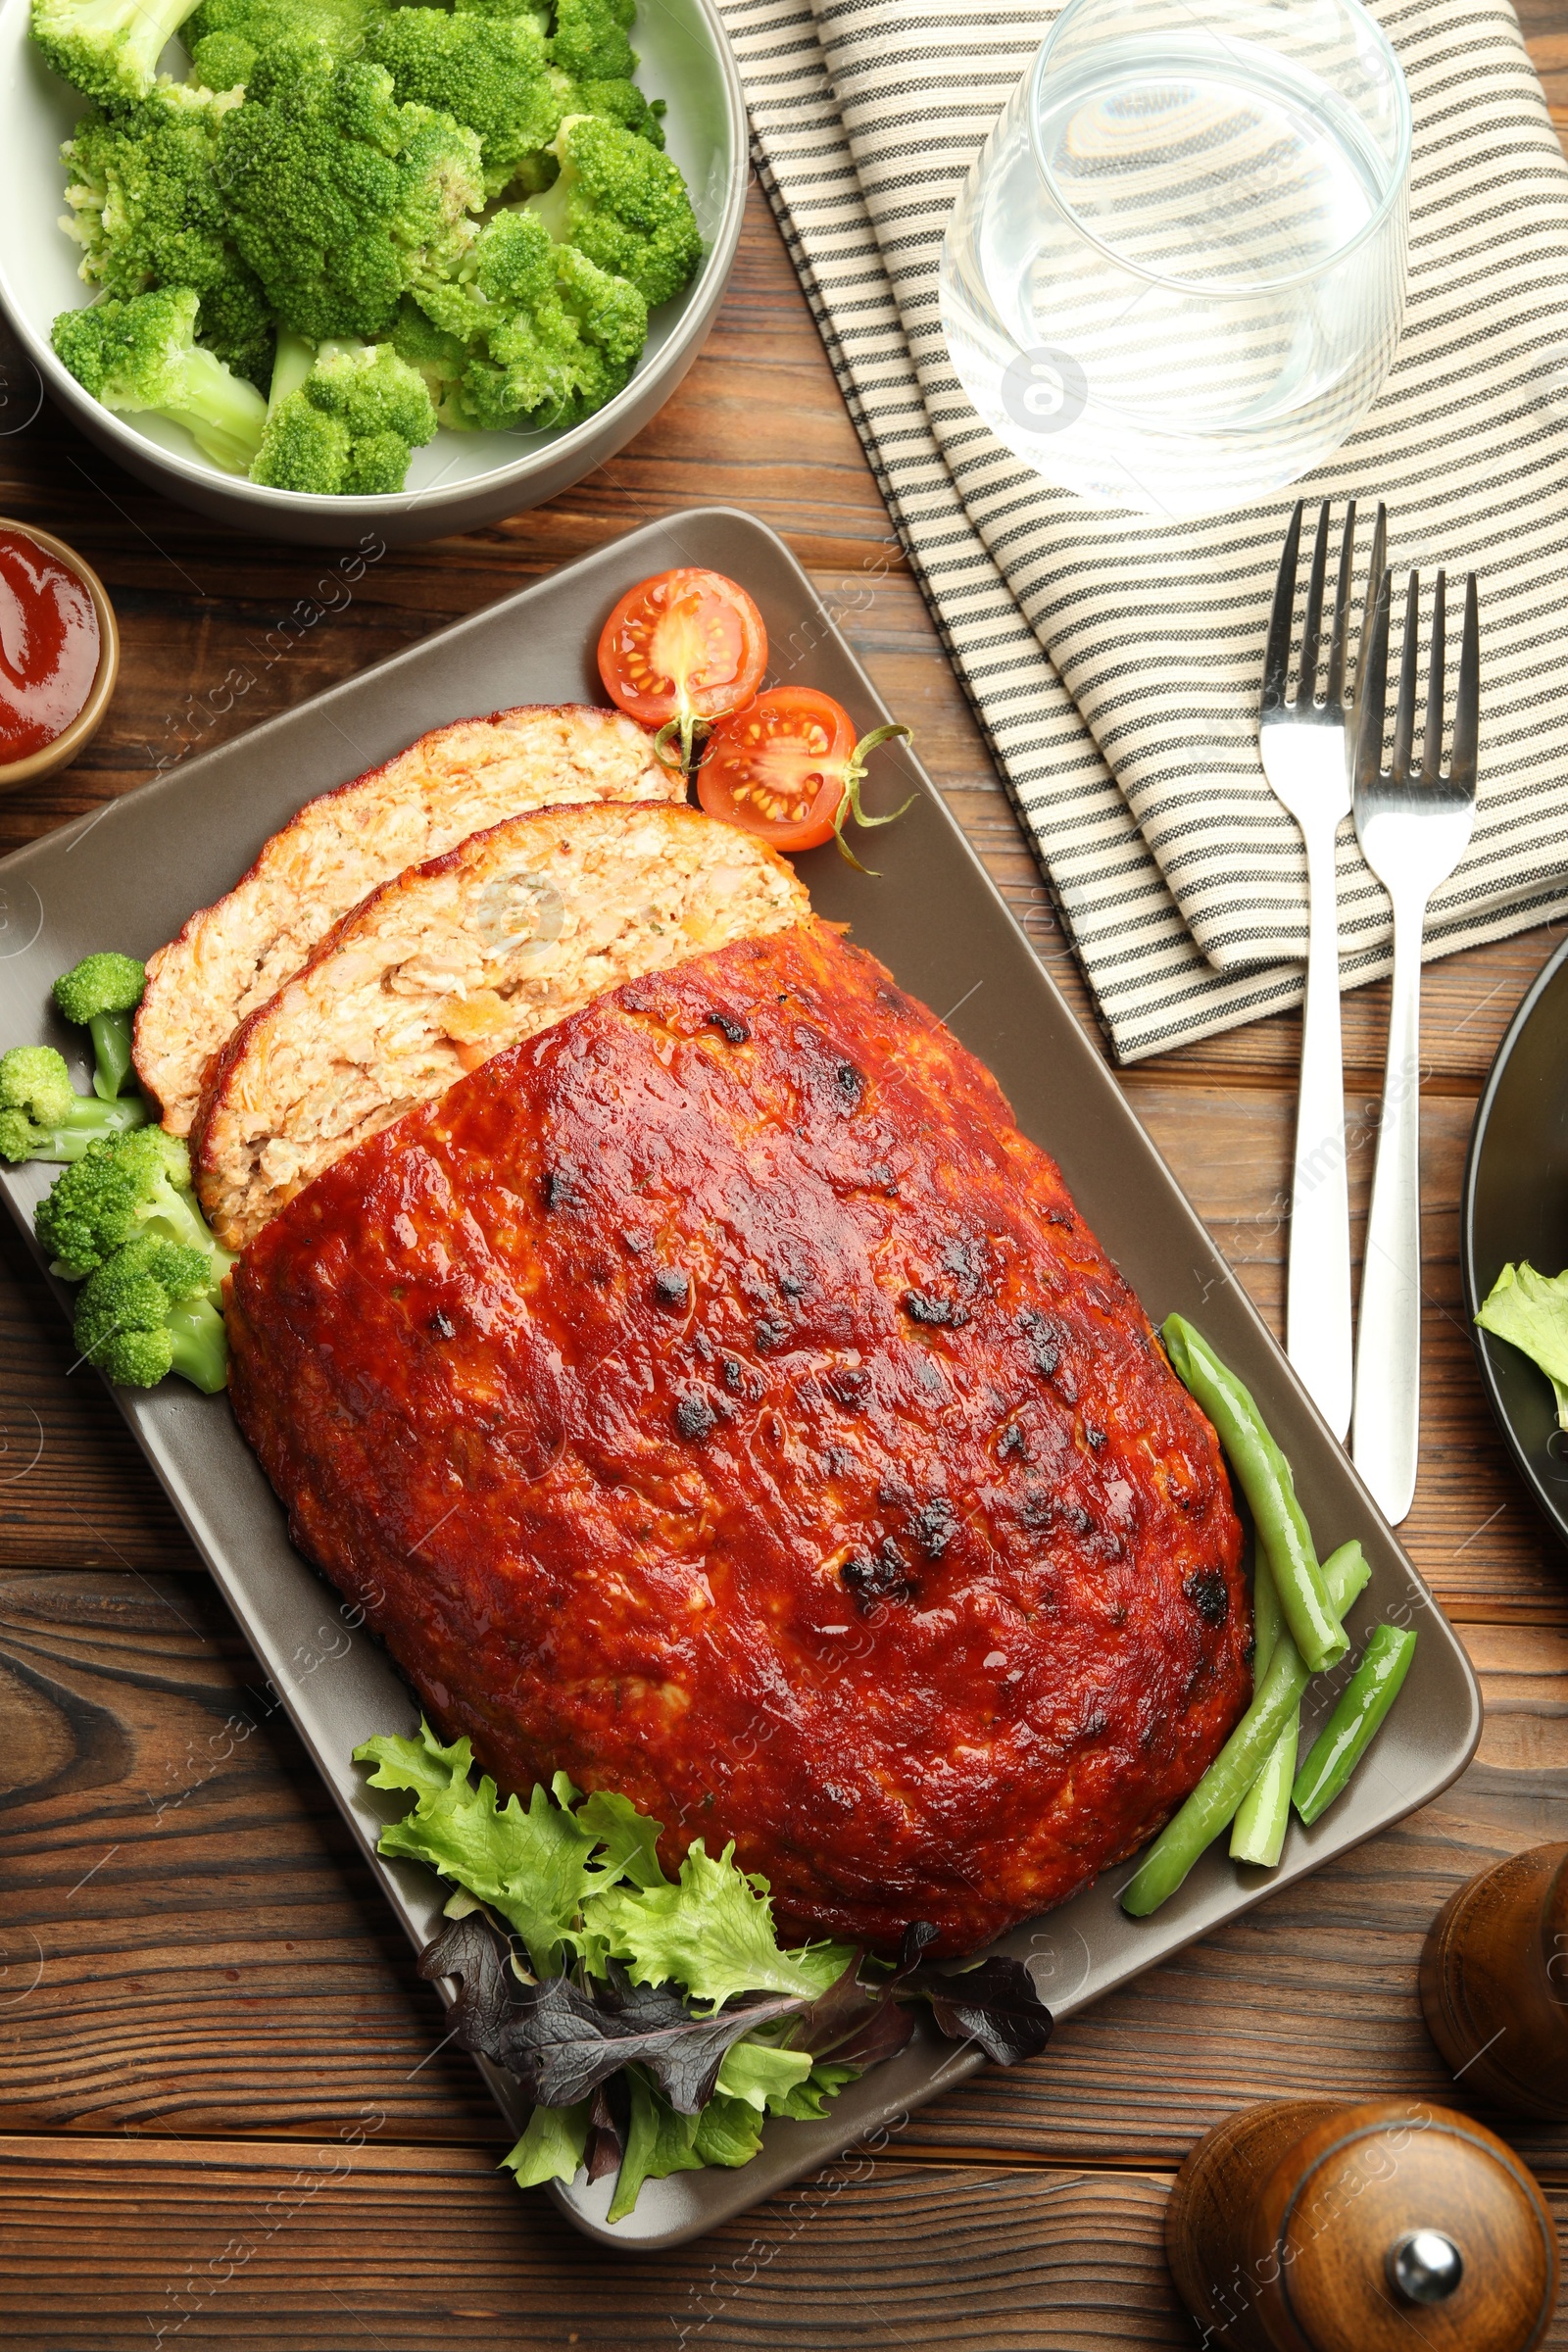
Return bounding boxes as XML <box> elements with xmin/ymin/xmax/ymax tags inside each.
<box><xmin>135</xmin><ymin>704</ymin><xmax>679</xmax><ymax>1137</ymax></box>
<box><xmin>225</xmin><ymin>921</ymin><xmax>1250</xmax><ymax>1956</ymax></box>
<box><xmin>194</xmin><ymin>802</ymin><xmax>811</xmax><ymax>1250</ymax></box>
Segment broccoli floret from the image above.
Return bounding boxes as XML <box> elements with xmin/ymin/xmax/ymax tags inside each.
<box><xmin>52</xmin><ymin>287</ymin><xmax>268</xmax><ymax>474</ymax></box>
<box><xmin>52</xmin><ymin>952</ymin><xmax>146</xmax><ymax>1101</ymax></box>
<box><xmin>59</xmin><ymin>84</ymin><xmax>274</xmax><ymax>389</ymax></box>
<box><xmin>251</xmin><ymin>335</ymin><xmax>436</xmax><ymax>491</ymax></box>
<box><xmin>566</xmin><ymin>74</ymin><xmax>663</xmax><ymax>149</ymax></box>
<box><xmin>74</xmin><ymin>1235</ymin><xmax>229</xmax><ymax>1393</ymax></box>
<box><xmin>366</xmin><ymin>9</ymin><xmax>569</xmax><ymax>198</ymax></box>
<box><xmin>546</xmin><ymin>0</ymin><xmax>635</xmax><ymax>83</ymax></box>
<box><xmin>452</xmin><ymin>0</ymin><xmax>547</xmax><ymax>20</ymax></box>
<box><xmin>448</xmin><ymin>0</ymin><xmax>667</xmax><ymax>167</ymax></box>
<box><xmin>447</xmin><ymin>0</ymin><xmax>661</xmax><ymax>146</ymax></box>
<box><xmin>388</xmin><ymin>295</ymin><xmax>468</xmax><ymax>425</ymax></box>
<box><xmin>0</xmin><ymin>1046</ymin><xmax>149</xmax><ymax>1164</ymax></box>
<box><xmin>0</xmin><ymin>1048</ymin><xmax>77</xmax><ymax>1134</ymax></box>
<box><xmin>34</xmin><ymin>1125</ymin><xmax>233</xmax><ymax>1289</ymax></box>
<box><xmin>184</xmin><ymin>0</ymin><xmax>382</xmax><ymax>81</ymax></box>
<box><xmin>216</xmin><ymin>46</ymin><xmax>484</xmax><ymax>343</ymax></box>
<box><xmin>555</xmin><ymin>239</ymin><xmax>646</xmax><ymax>370</ymax></box>
<box><xmin>410</xmin><ymin>205</ymin><xmax>646</xmax><ymax>430</ymax></box>
<box><xmin>30</xmin><ymin>0</ymin><xmax>203</xmax><ymax>109</ymax></box>
<box><xmin>526</xmin><ymin>113</ymin><xmax>700</xmax><ymax>308</ymax></box>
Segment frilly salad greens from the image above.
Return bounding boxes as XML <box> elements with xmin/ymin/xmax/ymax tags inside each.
<box><xmin>356</xmin><ymin>1721</ymin><xmax>1054</xmax><ymax>2219</ymax></box>
<box><xmin>1475</xmin><ymin>1259</ymin><xmax>1568</xmax><ymax>1427</ymax></box>
<box><xmin>37</xmin><ymin>0</ymin><xmax>705</xmax><ymax>494</ymax></box>
<box><xmin>1</xmin><ymin>954</ymin><xmax>234</xmax><ymax>1395</ymax></box>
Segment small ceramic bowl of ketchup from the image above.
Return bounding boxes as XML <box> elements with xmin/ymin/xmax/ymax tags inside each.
<box><xmin>0</xmin><ymin>518</ymin><xmax>119</xmax><ymax>791</ymax></box>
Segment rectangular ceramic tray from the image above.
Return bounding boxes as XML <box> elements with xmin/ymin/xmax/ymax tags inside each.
<box><xmin>0</xmin><ymin>508</ymin><xmax>1482</xmax><ymax>2249</ymax></box>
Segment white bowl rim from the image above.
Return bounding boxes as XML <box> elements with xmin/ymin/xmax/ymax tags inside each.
<box><xmin>0</xmin><ymin>0</ymin><xmax>749</xmax><ymax>516</ymax></box>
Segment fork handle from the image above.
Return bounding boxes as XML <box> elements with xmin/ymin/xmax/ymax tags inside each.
<box><xmin>1288</xmin><ymin>819</ymin><xmax>1353</xmax><ymax>1441</ymax></box>
<box><xmin>1351</xmin><ymin>888</ymin><xmax>1425</xmax><ymax>1522</ymax></box>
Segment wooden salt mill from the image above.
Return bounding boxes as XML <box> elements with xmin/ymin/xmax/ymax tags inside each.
<box><xmin>1421</xmin><ymin>1841</ymin><xmax>1568</xmax><ymax>2117</ymax></box>
<box><xmin>1165</xmin><ymin>2097</ymin><xmax>1558</xmax><ymax>2352</ymax></box>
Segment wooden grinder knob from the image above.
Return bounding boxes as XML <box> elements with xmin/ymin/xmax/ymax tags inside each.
<box><xmin>1165</xmin><ymin>2097</ymin><xmax>1558</xmax><ymax>2352</ymax></box>
<box><xmin>1421</xmin><ymin>1841</ymin><xmax>1568</xmax><ymax>2117</ymax></box>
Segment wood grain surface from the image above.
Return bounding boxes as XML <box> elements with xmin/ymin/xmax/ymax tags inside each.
<box><xmin>3</xmin><ymin>24</ymin><xmax>1568</xmax><ymax>2342</ymax></box>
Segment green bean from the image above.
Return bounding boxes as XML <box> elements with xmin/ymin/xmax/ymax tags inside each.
<box><xmin>1123</xmin><ymin>1541</ymin><xmax>1370</xmax><ymax>1916</ymax></box>
<box><xmin>1121</xmin><ymin>1645</ymin><xmax>1309</xmax><ymax>1915</ymax></box>
<box><xmin>1292</xmin><ymin>1624</ymin><xmax>1417</xmax><ymax>1826</ymax></box>
<box><xmin>1162</xmin><ymin>1316</ymin><xmax>1347</xmax><ymax>1673</ymax></box>
<box><xmin>1228</xmin><ymin>1722</ymin><xmax>1298</xmax><ymax>1868</ymax></box>
<box><xmin>1250</xmin><ymin>1551</ymin><xmax>1285</xmax><ymax>1680</ymax></box>
<box><xmin>1231</xmin><ymin>1542</ymin><xmax>1367</xmax><ymax>1866</ymax></box>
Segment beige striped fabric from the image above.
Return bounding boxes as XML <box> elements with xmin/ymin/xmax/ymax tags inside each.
<box><xmin>716</xmin><ymin>0</ymin><xmax>1568</xmax><ymax>1060</ymax></box>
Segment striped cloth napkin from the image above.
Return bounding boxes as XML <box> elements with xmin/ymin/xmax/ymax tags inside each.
<box><xmin>716</xmin><ymin>0</ymin><xmax>1568</xmax><ymax>1061</ymax></box>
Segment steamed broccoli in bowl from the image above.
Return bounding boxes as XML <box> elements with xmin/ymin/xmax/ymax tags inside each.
<box><xmin>365</xmin><ymin>7</ymin><xmax>568</xmax><ymax>198</ymax></box>
<box><xmin>59</xmin><ymin>81</ymin><xmax>275</xmax><ymax>386</ymax></box>
<box><xmin>527</xmin><ymin>112</ymin><xmax>699</xmax><ymax>308</ymax></box>
<box><xmin>52</xmin><ymin>285</ymin><xmax>269</xmax><ymax>473</ymax></box>
<box><xmin>252</xmin><ymin>332</ymin><xmax>438</xmax><ymax>490</ymax></box>
<box><xmin>36</xmin><ymin>0</ymin><xmax>705</xmax><ymax>497</ymax></box>
<box><xmin>32</xmin><ymin>0</ymin><xmax>203</xmax><ymax>111</ymax></box>
<box><xmin>183</xmin><ymin>0</ymin><xmax>383</xmax><ymax>83</ymax></box>
<box><xmin>215</xmin><ymin>44</ymin><xmax>487</xmax><ymax>344</ymax></box>
<box><xmin>396</xmin><ymin>204</ymin><xmax>646</xmax><ymax>430</ymax></box>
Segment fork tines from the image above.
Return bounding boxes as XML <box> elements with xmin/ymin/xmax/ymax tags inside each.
<box><xmin>1354</xmin><ymin>565</ymin><xmax>1480</xmax><ymax>790</ymax></box>
<box><xmin>1263</xmin><ymin>497</ymin><xmax>1388</xmax><ymax>716</ymax></box>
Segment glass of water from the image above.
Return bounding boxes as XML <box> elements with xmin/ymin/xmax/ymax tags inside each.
<box><xmin>939</xmin><ymin>0</ymin><xmax>1411</xmax><ymax>517</ymax></box>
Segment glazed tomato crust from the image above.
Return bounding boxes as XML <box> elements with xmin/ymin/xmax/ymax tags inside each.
<box><xmin>226</xmin><ymin>921</ymin><xmax>1250</xmax><ymax>1956</ymax></box>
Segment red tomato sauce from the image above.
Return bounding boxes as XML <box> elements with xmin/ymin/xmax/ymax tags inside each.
<box><xmin>0</xmin><ymin>529</ymin><xmax>100</xmax><ymax>764</ymax></box>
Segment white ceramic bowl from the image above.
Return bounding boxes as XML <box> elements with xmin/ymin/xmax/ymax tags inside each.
<box><xmin>0</xmin><ymin>0</ymin><xmax>747</xmax><ymax>545</ymax></box>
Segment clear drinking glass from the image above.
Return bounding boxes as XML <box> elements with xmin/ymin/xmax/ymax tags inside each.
<box><xmin>939</xmin><ymin>0</ymin><xmax>1412</xmax><ymax>517</ymax></box>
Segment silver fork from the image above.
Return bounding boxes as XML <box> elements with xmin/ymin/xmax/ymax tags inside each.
<box><xmin>1261</xmin><ymin>498</ymin><xmax>1385</xmax><ymax>1442</ymax></box>
<box><xmin>1350</xmin><ymin>567</ymin><xmax>1480</xmax><ymax>1524</ymax></box>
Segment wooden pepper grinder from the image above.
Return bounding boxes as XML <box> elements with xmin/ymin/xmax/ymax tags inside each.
<box><xmin>1421</xmin><ymin>1842</ymin><xmax>1568</xmax><ymax>2117</ymax></box>
<box><xmin>1165</xmin><ymin>2097</ymin><xmax>1558</xmax><ymax>2351</ymax></box>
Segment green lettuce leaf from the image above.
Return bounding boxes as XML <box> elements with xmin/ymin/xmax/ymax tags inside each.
<box><xmin>358</xmin><ymin>1722</ymin><xmax>477</xmax><ymax>1805</ymax></box>
<box><xmin>358</xmin><ymin>1729</ymin><xmax>872</xmax><ymax>2216</ymax></box>
<box><xmin>692</xmin><ymin>2090</ymin><xmax>765</xmax><ymax>2168</ymax></box>
<box><xmin>356</xmin><ymin>1723</ymin><xmax>600</xmax><ymax>1975</ymax></box>
<box><xmin>582</xmin><ymin>1839</ymin><xmax>855</xmax><ymax>2008</ymax></box>
<box><xmin>576</xmin><ymin>1788</ymin><xmax>668</xmax><ymax>1892</ymax></box>
<box><xmin>769</xmin><ymin>2060</ymin><xmax>861</xmax><ymax>2122</ymax></box>
<box><xmin>713</xmin><ymin>2036</ymin><xmax>813</xmax><ymax>2113</ymax></box>
<box><xmin>384</xmin><ymin>1778</ymin><xmax>597</xmax><ymax>1977</ymax></box>
<box><xmin>608</xmin><ymin>2073</ymin><xmax>708</xmax><ymax>2222</ymax></box>
<box><xmin>502</xmin><ymin>2099</ymin><xmax>590</xmax><ymax>2188</ymax></box>
<box><xmin>1475</xmin><ymin>1260</ymin><xmax>1568</xmax><ymax>1425</ymax></box>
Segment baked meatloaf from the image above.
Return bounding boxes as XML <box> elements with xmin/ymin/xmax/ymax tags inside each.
<box><xmin>227</xmin><ymin>922</ymin><xmax>1250</xmax><ymax>1954</ymax></box>
<box><xmin>194</xmin><ymin>804</ymin><xmax>809</xmax><ymax>1250</ymax></box>
<box><xmin>136</xmin><ymin>704</ymin><xmax>679</xmax><ymax>1136</ymax></box>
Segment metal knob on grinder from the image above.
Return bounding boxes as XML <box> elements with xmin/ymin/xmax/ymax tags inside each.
<box><xmin>1387</xmin><ymin>2228</ymin><xmax>1463</xmax><ymax>2304</ymax></box>
<box><xmin>1163</xmin><ymin>2097</ymin><xmax>1558</xmax><ymax>2352</ymax></box>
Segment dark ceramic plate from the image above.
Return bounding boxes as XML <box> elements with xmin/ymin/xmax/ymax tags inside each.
<box><xmin>0</xmin><ymin>508</ymin><xmax>1481</xmax><ymax>2248</ymax></box>
<box><xmin>1461</xmin><ymin>930</ymin><xmax>1568</xmax><ymax>1547</ymax></box>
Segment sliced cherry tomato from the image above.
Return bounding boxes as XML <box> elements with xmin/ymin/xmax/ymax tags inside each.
<box><xmin>598</xmin><ymin>568</ymin><xmax>767</xmax><ymax>768</ymax></box>
<box><xmin>697</xmin><ymin>686</ymin><xmax>913</xmax><ymax>868</ymax></box>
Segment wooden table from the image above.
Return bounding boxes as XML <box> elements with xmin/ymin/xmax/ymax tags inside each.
<box><xmin>3</xmin><ymin>19</ymin><xmax>1568</xmax><ymax>2339</ymax></box>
